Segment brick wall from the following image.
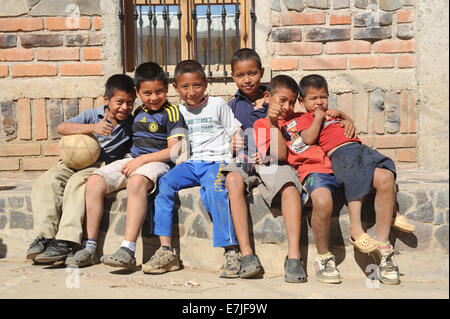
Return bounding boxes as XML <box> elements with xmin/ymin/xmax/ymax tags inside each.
<box><xmin>268</xmin><ymin>0</ymin><xmax>419</xmax><ymax>169</ymax></box>
<box><xmin>0</xmin><ymin>1</ymin><xmax>104</xmax><ymax>173</ymax></box>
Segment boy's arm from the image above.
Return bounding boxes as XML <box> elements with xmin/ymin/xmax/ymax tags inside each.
<box><xmin>325</xmin><ymin>109</ymin><xmax>357</xmax><ymax>139</ymax></box>
<box><xmin>120</xmin><ymin>136</ymin><xmax>183</xmax><ymax>177</ymax></box>
<box><xmin>300</xmin><ymin>109</ymin><xmax>325</xmax><ymax>145</ymax></box>
<box><xmin>57</xmin><ymin>110</ymin><xmax>113</xmax><ymax>136</ymax></box>
<box><xmin>265</xmin><ymin>103</ymin><xmax>288</xmax><ymax>162</ymax></box>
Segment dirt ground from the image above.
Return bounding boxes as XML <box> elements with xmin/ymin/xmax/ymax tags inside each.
<box><xmin>0</xmin><ymin>256</ymin><xmax>448</xmax><ymax>300</ymax></box>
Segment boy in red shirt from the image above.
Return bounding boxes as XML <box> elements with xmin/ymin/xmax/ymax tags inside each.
<box><xmin>254</xmin><ymin>75</ymin><xmax>356</xmax><ymax>284</ymax></box>
<box><xmin>297</xmin><ymin>74</ymin><xmax>402</xmax><ymax>285</ymax></box>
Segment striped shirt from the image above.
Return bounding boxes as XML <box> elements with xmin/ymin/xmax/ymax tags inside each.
<box><xmin>130</xmin><ymin>101</ymin><xmax>187</xmax><ymax>161</ymax></box>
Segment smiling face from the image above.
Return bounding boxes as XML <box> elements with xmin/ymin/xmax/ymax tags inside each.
<box><xmin>231</xmin><ymin>59</ymin><xmax>264</xmax><ymax>100</ymax></box>
<box><xmin>173</xmin><ymin>72</ymin><xmax>208</xmax><ymax>106</ymax></box>
<box><xmin>136</xmin><ymin>80</ymin><xmax>168</xmax><ymax>111</ymax></box>
<box><xmin>105</xmin><ymin>89</ymin><xmax>135</xmax><ymax>121</ymax></box>
<box><xmin>299</xmin><ymin>86</ymin><xmax>329</xmax><ymax>113</ymax></box>
<box><xmin>265</xmin><ymin>87</ymin><xmax>298</xmax><ymax>120</ymax></box>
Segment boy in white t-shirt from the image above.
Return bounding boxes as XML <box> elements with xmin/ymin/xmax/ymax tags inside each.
<box><xmin>142</xmin><ymin>60</ymin><xmax>243</xmax><ymax>276</ymax></box>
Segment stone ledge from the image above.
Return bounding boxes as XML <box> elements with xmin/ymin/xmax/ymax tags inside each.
<box><xmin>0</xmin><ymin>170</ymin><xmax>448</xmax><ymax>279</ymax></box>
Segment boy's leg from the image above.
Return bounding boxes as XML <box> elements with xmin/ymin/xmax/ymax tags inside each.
<box><xmin>372</xmin><ymin>167</ymin><xmax>395</xmax><ymax>243</ymax></box>
<box><xmin>225</xmin><ymin>172</ymin><xmax>253</xmax><ymax>256</ymax></box>
<box><xmin>280</xmin><ymin>182</ymin><xmax>301</xmax><ymax>260</ymax></box>
<box><xmin>143</xmin><ymin>162</ymin><xmax>199</xmax><ymax>274</ymax></box>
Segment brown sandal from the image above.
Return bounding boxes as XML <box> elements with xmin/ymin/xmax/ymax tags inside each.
<box><xmin>392</xmin><ymin>215</ymin><xmax>416</xmax><ymax>233</ymax></box>
<box><xmin>350</xmin><ymin>233</ymin><xmax>379</xmax><ymax>253</ymax></box>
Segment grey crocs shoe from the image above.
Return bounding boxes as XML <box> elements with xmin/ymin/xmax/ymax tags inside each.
<box><xmin>65</xmin><ymin>248</ymin><xmax>100</xmax><ymax>267</ymax></box>
<box><xmin>101</xmin><ymin>247</ymin><xmax>136</xmax><ymax>269</ymax></box>
<box><xmin>284</xmin><ymin>257</ymin><xmax>307</xmax><ymax>283</ymax></box>
<box><xmin>239</xmin><ymin>254</ymin><xmax>263</xmax><ymax>279</ymax></box>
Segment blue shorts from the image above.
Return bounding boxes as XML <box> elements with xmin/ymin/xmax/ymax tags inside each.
<box><xmin>303</xmin><ymin>172</ymin><xmax>341</xmax><ymax>196</ymax></box>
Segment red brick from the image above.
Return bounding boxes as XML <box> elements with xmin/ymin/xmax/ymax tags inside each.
<box><xmin>270</xmin><ymin>58</ymin><xmax>299</xmax><ymax>71</ymax></box>
<box><xmin>45</xmin><ymin>17</ymin><xmax>91</xmax><ymax>30</ymax></box>
<box><xmin>23</xmin><ymin>157</ymin><xmax>59</xmax><ymax>171</ymax></box>
<box><xmin>0</xmin><ymin>65</ymin><xmax>8</xmax><ymax>77</ymax></box>
<box><xmin>0</xmin><ymin>18</ymin><xmax>43</xmax><ymax>32</ymax></box>
<box><xmin>373</xmin><ymin>112</ymin><xmax>385</xmax><ymax>134</ymax></box>
<box><xmin>0</xmin><ymin>143</ymin><xmax>41</xmax><ymax>156</ymax></box>
<box><xmin>280</xmin><ymin>12</ymin><xmax>326</xmax><ymax>26</ymax></box>
<box><xmin>398</xmin><ymin>55</ymin><xmax>415</xmax><ymax>68</ymax></box>
<box><xmin>398</xmin><ymin>149</ymin><xmax>417</xmax><ymax>162</ymax></box>
<box><xmin>12</xmin><ymin>64</ymin><xmax>57</xmax><ymax>78</ymax></box>
<box><xmin>374</xmin><ymin>40</ymin><xmax>415</xmax><ymax>53</ymax></box>
<box><xmin>60</xmin><ymin>63</ymin><xmax>103</xmax><ymax>76</ymax></box>
<box><xmin>44</xmin><ymin>143</ymin><xmax>59</xmax><ymax>156</ymax></box>
<box><xmin>338</xmin><ymin>93</ymin><xmax>353</xmax><ymax>121</ymax></box>
<box><xmin>397</xmin><ymin>9</ymin><xmax>415</xmax><ymax>23</ymax></box>
<box><xmin>83</xmin><ymin>47</ymin><xmax>102</xmax><ymax>61</ymax></box>
<box><xmin>398</xmin><ymin>162</ymin><xmax>418</xmax><ymax>170</ymax></box>
<box><xmin>80</xmin><ymin>98</ymin><xmax>93</xmax><ymax>113</ymax></box>
<box><xmin>272</xmin><ymin>12</ymin><xmax>280</xmax><ymax>27</ymax></box>
<box><xmin>355</xmin><ymin>92</ymin><xmax>369</xmax><ymax>134</ymax></box>
<box><xmin>330</xmin><ymin>12</ymin><xmax>351</xmax><ymax>25</ymax></box>
<box><xmin>359</xmin><ymin>135</ymin><xmax>373</xmax><ymax>148</ymax></box>
<box><xmin>326</xmin><ymin>41</ymin><xmax>371</xmax><ymax>54</ymax></box>
<box><xmin>375</xmin><ymin>135</ymin><xmax>417</xmax><ymax>149</ymax></box>
<box><xmin>349</xmin><ymin>56</ymin><xmax>394</xmax><ymax>69</ymax></box>
<box><xmin>378</xmin><ymin>148</ymin><xmax>396</xmax><ymax>161</ymax></box>
<box><xmin>278</xmin><ymin>42</ymin><xmax>322</xmax><ymax>56</ymax></box>
<box><xmin>93</xmin><ymin>17</ymin><xmax>102</xmax><ymax>30</ymax></box>
<box><xmin>409</xmin><ymin>93</ymin><xmax>417</xmax><ymax>133</ymax></box>
<box><xmin>301</xmin><ymin>57</ymin><xmax>346</xmax><ymax>70</ymax></box>
<box><xmin>0</xmin><ymin>49</ymin><xmax>33</xmax><ymax>62</ymax></box>
<box><xmin>37</xmin><ymin>48</ymin><xmax>80</xmax><ymax>61</ymax></box>
<box><xmin>33</xmin><ymin>99</ymin><xmax>48</xmax><ymax>140</ymax></box>
<box><xmin>0</xmin><ymin>158</ymin><xmax>20</xmax><ymax>171</ymax></box>
<box><xmin>400</xmin><ymin>91</ymin><xmax>408</xmax><ymax>133</ymax></box>
<box><xmin>18</xmin><ymin>98</ymin><xmax>32</xmax><ymax>140</ymax></box>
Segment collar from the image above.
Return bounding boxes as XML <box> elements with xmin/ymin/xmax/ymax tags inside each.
<box><xmin>234</xmin><ymin>85</ymin><xmax>268</xmax><ymax>102</ymax></box>
<box><xmin>139</xmin><ymin>100</ymin><xmax>170</xmax><ymax>113</ymax></box>
<box><xmin>183</xmin><ymin>95</ymin><xmax>209</xmax><ymax>109</ymax></box>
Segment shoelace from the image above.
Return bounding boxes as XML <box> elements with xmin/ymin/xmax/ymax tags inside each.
<box><xmin>320</xmin><ymin>256</ymin><xmax>335</xmax><ymax>270</ymax></box>
<box><xmin>382</xmin><ymin>251</ymin><xmax>400</xmax><ymax>271</ymax></box>
<box><xmin>29</xmin><ymin>237</ymin><xmax>46</xmax><ymax>248</ymax></box>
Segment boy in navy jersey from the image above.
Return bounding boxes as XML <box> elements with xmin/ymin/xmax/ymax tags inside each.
<box><xmin>66</xmin><ymin>62</ymin><xmax>187</xmax><ymax>268</ymax></box>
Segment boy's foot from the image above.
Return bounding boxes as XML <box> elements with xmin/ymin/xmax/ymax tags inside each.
<box><xmin>26</xmin><ymin>236</ymin><xmax>49</xmax><ymax>260</ymax></box>
<box><xmin>350</xmin><ymin>233</ymin><xmax>379</xmax><ymax>253</ymax></box>
<box><xmin>142</xmin><ymin>246</ymin><xmax>180</xmax><ymax>274</ymax></box>
<box><xmin>314</xmin><ymin>255</ymin><xmax>341</xmax><ymax>284</ymax></box>
<box><xmin>101</xmin><ymin>247</ymin><xmax>136</xmax><ymax>269</ymax></box>
<box><xmin>239</xmin><ymin>254</ymin><xmax>263</xmax><ymax>279</ymax></box>
<box><xmin>34</xmin><ymin>239</ymin><xmax>70</xmax><ymax>263</ymax></box>
<box><xmin>392</xmin><ymin>214</ymin><xmax>416</xmax><ymax>233</ymax></box>
<box><xmin>284</xmin><ymin>257</ymin><xmax>307</xmax><ymax>283</ymax></box>
<box><xmin>218</xmin><ymin>248</ymin><xmax>241</xmax><ymax>278</ymax></box>
<box><xmin>65</xmin><ymin>248</ymin><xmax>100</xmax><ymax>267</ymax></box>
<box><xmin>374</xmin><ymin>245</ymin><xmax>401</xmax><ymax>285</ymax></box>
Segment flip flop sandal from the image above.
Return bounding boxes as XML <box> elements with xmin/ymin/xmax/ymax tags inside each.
<box><xmin>239</xmin><ymin>254</ymin><xmax>263</xmax><ymax>279</ymax></box>
<box><xmin>392</xmin><ymin>215</ymin><xmax>416</xmax><ymax>233</ymax></box>
<box><xmin>284</xmin><ymin>257</ymin><xmax>307</xmax><ymax>283</ymax></box>
<box><xmin>101</xmin><ymin>247</ymin><xmax>136</xmax><ymax>268</ymax></box>
<box><xmin>350</xmin><ymin>233</ymin><xmax>379</xmax><ymax>253</ymax></box>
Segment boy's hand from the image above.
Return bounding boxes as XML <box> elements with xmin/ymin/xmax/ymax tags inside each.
<box><xmin>94</xmin><ymin>114</ymin><xmax>113</xmax><ymax>136</ymax></box>
<box><xmin>267</xmin><ymin>103</ymin><xmax>282</xmax><ymax>125</ymax></box>
<box><xmin>340</xmin><ymin>119</ymin><xmax>358</xmax><ymax>139</ymax></box>
<box><xmin>232</xmin><ymin>127</ymin><xmax>245</xmax><ymax>153</ymax></box>
<box><xmin>325</xmin><ymin>109</ymin><xmax>341</xmax><ymax>119</ymax></box>
<box><xmin>120</xmin><ymin>157</ymin><xmax>144</xmax><ymax>177</ymax></box>
<box><xmin>313</xmin><ymin>109</ymin><xmax>326</xmax><ymax>122</ymax></box>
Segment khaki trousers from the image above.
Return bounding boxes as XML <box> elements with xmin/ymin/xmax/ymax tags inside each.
<box><xmin>31</xmin><ymin>161</ymin><xmax>101</xmax><ymax>244</ymax></box>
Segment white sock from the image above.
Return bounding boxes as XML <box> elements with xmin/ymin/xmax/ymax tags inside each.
<box><xmin>120</xmin><ymin>240</ymin><xmax>136</xmax><ymax>253</ymax></box>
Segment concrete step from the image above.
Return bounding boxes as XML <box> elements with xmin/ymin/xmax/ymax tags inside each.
<box><xmin>0</xmin><ymin>170</ymin><xmax>448</xmax><ymax>281</ymax></box>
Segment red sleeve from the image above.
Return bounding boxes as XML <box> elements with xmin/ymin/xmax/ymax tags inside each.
<box><xmin>253</xmin><ymin>118</ymin><xmax>271</xmax><ymax>155</ymax></box>
<box><xmin>297</xmin><ymin>112</ymin><xmax>314</xmax><ymax>132</ymax></box>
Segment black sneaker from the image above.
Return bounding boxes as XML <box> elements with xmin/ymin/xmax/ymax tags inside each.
<box><xmin>34</xmin><ymin>239</ymin><xmax>71</xmax><ymax>263</ymax></box>
<box><xmin>26</xmin><ymin>236</ymin><xmax>49</xmax><ymax>260</ymax></box>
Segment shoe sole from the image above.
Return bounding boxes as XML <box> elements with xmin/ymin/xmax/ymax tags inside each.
<box><xmin>316</xmin><ymin>277</ymin><xmax>341</xmax><ymax>284</ymax></box>
<box><xmin>284</xmin><ymin>277</ymin><xmax>307</xmax><ymax>283</ymax></box>
<box><xmin>239</xmin><ymin>267</ymin><xmax>262</xmax><ymax>279</ymax></box>
<box><xmin>219</xmin><ymin>273</ymin><xmax>240</xmax><ymax>279</ymax></box>
<box><xmin>33</xmin><ymin>255</ymin><xmax>67</xmax><ymax>263</ymax></box>
<box><xmin>392</xmin><ymin>224</ymin><xmax>415</xmax><ymax>233</ymax></box>
<box><xmin>102</xmin><ymin>260</ymin><xmax>136</xmax><ymax>269</ymax></box>
<box><xmin>26</xmin><ymin>252</ymin><xmax>41</xmax><ymax>260</ymax></box>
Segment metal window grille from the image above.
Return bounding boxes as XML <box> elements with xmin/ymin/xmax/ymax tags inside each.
<box><xmin>119</xmin><ymin>0</ymin><xmax>256</xmax><ymax>82</ymax></box>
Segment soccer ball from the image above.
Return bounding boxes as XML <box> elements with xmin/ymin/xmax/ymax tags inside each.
<box><xmin>59</xmin><ymin>133</ymin><xmax>100</xmax><ymax>170</ymax></box>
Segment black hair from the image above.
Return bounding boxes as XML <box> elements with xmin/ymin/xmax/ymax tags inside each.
<box><xmin>269</xmin><ymin>75</ymin><xmax>299</xmax><ymax>96</ymax></box>
<box><xmin>230</xmin><ymin>48</ymin><xmax>262</xmax><ymax>72</ymax></box>
<box><xmin>298</xmin><ymin>74</ymin><xmax>329</xmax><ymax>99</ymax></box>
<box><xmin>105</xmin><ymin>74</ymin><xmax>136</xmax><ymax>100</ymax></box>
<box><xmin>134</xmin><ymin>62</ymin><xmax>168</xmax><ymax>90</ymax></box>
<box><xmin>174</xmin><ymin>60</ymin><xmax>206</xmax><ymax>82</ymax></box>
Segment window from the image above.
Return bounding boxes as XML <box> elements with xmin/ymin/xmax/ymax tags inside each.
<box><xmin>119</xmin><ymin>0</ymin><xmax>256</xmax><ymax>80</ymax></box>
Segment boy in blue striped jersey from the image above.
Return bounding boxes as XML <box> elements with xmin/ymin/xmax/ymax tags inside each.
<box><xmin>66</xmin><ymin>62</ymin><xmax>187</xmax><ymax>268</ymax></box>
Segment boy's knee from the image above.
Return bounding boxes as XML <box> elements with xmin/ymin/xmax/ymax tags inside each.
<box><xmin>225</xmin><ymin>172</ymin><xmax>245</xmax><ymax>193</ymax></box>
<box><xmin>280</xmin><ymin>182</ymin><xmax>299</xmax><ymax>196</ymax></box>
<box><xmin>374</xmin><ymin>169</ymin><xmax>395</xmax><ymax>190</ymax></box>
<box><xmin>127</xmin><ymin>174</ymin><xmax>153</xmax><ymax>193</ymax></box>
<box><xmin>86</xmin><ymin>174</ymin><xmax>107</xmax><ymax>194</ymax></box>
